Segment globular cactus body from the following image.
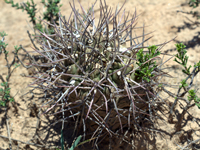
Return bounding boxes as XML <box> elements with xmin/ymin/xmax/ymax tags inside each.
<box><xmin>30</xmin><ymin>0</ymin><xmax>164</xmax><ymax>149</ymax></box>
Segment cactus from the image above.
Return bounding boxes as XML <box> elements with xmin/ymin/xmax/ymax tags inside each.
<box><xmin>28</xmin><ymin>0</ymin><xmax>167</xmax><ymax>149</ymax></box>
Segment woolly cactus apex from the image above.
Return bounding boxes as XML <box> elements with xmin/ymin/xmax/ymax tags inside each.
<box><xmin>30</xmin><ymin>0</ymin><xmax>168</xmax><ymax>149</ymax></box>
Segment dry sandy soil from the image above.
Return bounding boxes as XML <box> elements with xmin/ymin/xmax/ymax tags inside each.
<box><xmin>0</xmin><ymin>0</ymin><xmax>200</xmax><ymax>149</ymax></box>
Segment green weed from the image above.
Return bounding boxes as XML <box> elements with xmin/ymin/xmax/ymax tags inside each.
<box><xmin>135</xmin><ymin>45</ymin><xmax>160</xmax><ymax>82</ymax></box>
<box><xmin>188</xmin><ymin>0</ymin><xmax>200</xmax><ymax>19</ymax></box>
<box><xmin>0</xmin><ymin>32</ymin><xmax>20</xmax><ymax>107</ymax></box>
<box><xmin>189</xmin><ymin>0</ymin><xmax>200</xmax><ymax>8</ymax></box>
<box><xmin>174</xmin><ymin>43</ymin><xmax>200</xmax><ymax>109</ymax></box>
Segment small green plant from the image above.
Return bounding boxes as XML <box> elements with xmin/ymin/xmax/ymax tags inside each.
<box><xmin>0</xmin><ymin>82</ymin><xmax>14</xmax><ymax>107</ymax></box>
<box><xmin>135</xmin><ymin>45</ymin><xmax>160</xmax><ymax>82</ymax></box>
<box><xmin>188</xmin><ymin>89</ymin><xmax>200</xmax><ymax>108</ymax></box>
<box><xmin>179</xmin><ymin>79</ymin><xmax>188</xmax><ymax>88</ymax></box>
<box><xmin>174</xmin><ymin>43</ymin><xmax>191</xmax><ymax>75</ymax></box>
<box><xmin>58</xmin><ymin>129</ymin><xmax>92</xmax><ymax>150</ymax></box>
<box><xmin>176</xmin><ymin>45</ymin><xmax>200</xmax><ymax>108</ymax></box>
<box><xmin>174</xmin><ymin>43</ymin><xmax>199</xmax><ymax>76</ymax></box>
<box><xmin>4</xmin><ymin>0</ymin><xmax>62</xmax><ymax>33</ymax></box>
<box><xmin>0</xmin><ymin>32</ymin><xmax>20</xmax><ymax>107</ymax></box>
<box><xmin>189</xmin><ymin>0</ymin><xmax>200</xmax><ymax>8</ymax></box>
<box><xmin>160</xmin><ymin>42</ymin><xmax>200</xmax><ymax>134</ymax></box>
<box><xmin>0</xmin><ymin>32</ymin><xmax>8</xmax><ymax>53</ymax></box>
<box><xmin>188</xmin><ymin>0</ymin><xmax>200</xmax><ymax>19</ymax></box>
<box><xmin>178</xmin><ymin>0</ymin><xmax>200</xmax><ymax>19</ymax></box>
<box><xmin>168</xmin><ymin>42</ymin><xmax>200</xmax><ymax>116</ymax></box>
<box><xmin>68</xmin><ymin>135</ymin><xmax>82</xmax><ymax>150</ymax></box>
<box><xmin>41</xmin><ymin>0</ymin><xmax>62</xmax><ymax>24</ymax></box>
<box><xmin>173</xmin><ymin>43</ymin><xmax>200</xmax><ymax>109</ymax></box>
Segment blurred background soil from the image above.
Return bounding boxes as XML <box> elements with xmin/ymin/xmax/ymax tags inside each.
<box><xmin>0</xmin><ymin>0</ymin><xmax>200</xmax><ymax>149</ymax></box>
